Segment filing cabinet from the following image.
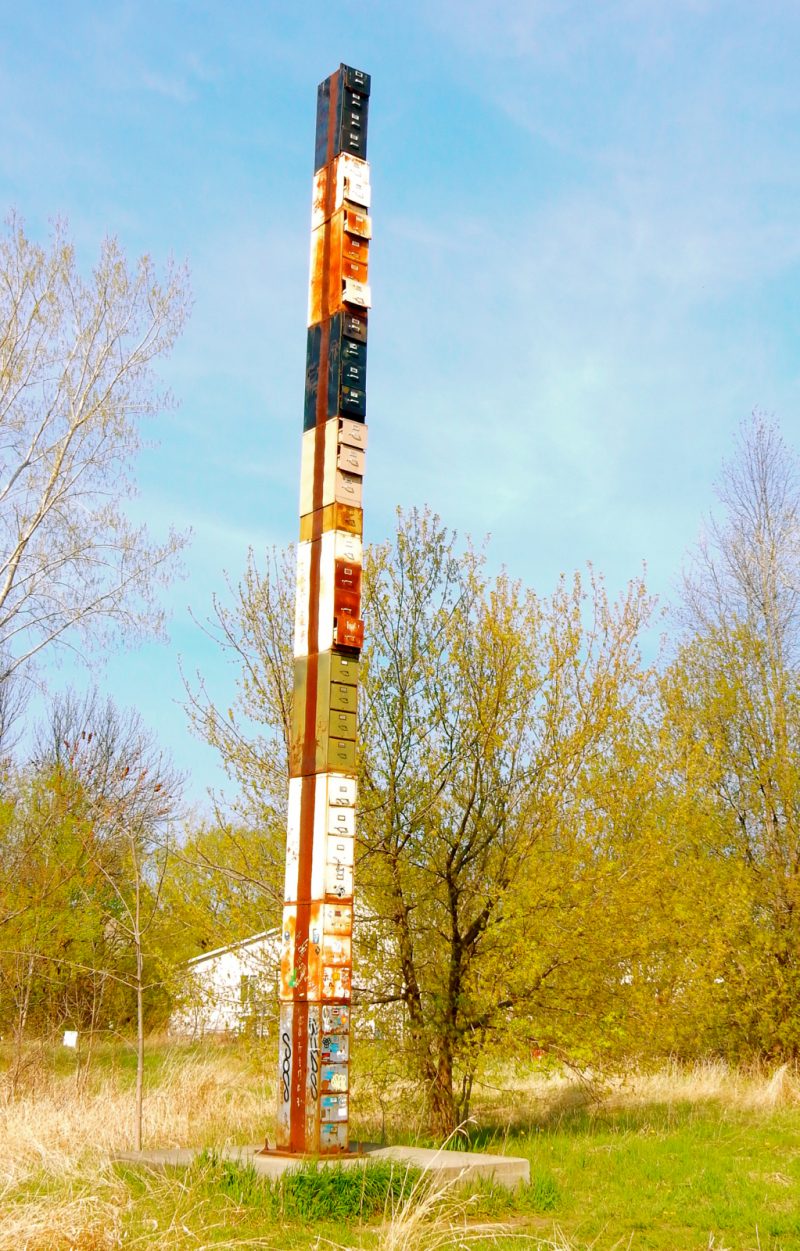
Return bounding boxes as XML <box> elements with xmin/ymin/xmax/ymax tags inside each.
<box><xmin>325</xmin><ymin>898</ymin><xmax>353</xmax><ymax>927</ymax></box>
<box><xmin>338</xmin><ymin>418</ymin><xmax>368</xmax><ymax>450</ymax></box>
<box><xmin>342</xmin><ymin>206</ymin><xmax>371</xmax><ymax>240</ymax></box>
<box><xmin>304</xmin><ymin>314</ymin><xmax>368</xmax><ymax>431</ymax></box>
<box><xmin>330</xmin><ymin>681</ymin><xmax>357</xmax><ymax>713</ymax></box>
<box><xmin>329</xmin><ymin>708</ymin><xmax>356</xmax><ymax>739</ymax></box>
<box><xmin>322</xmin><ymin>1004</ymin><xmax>350</xmax><ymax>1031</ymax></box>
<box><xmin>311</xmin><ymin>154</ymin><xmax>372</xmax><ymax>233</ymax></box>
<box><xmin>327</xmin><ymin>805</ymin><xmax>355</xmax><ymax>837</ymax></box>
<box><xmin>341</xmin><ymin>256</ymin><xmax>367</xmax><ymax>284</ymax></box>
<box><xmin>333</xmin><ymin>586</ymin><xmax>360</xmax><ymax>621</ymax></box>
<box><xmin>327</xmin><ymin>836</ymin><xmax>354</xmax><ymax>871</ymax></box>
<box><xmin>320</xmin><ymin>1122</ymin><xmax>348</xmax><ymax>1150</ymax></box>
<box><xmin>341</xmin><ymin>232</ymin><xmax>368</xmax><ymax>264</ymax></box>
<box><xmin>342</xmin><ymin>278</ymin><xmax>371</xmax><ymax>309</ymax></box>
<box><xmin>322</xmin><ymin>932</ymin><xmax>351</xmax><ymax>965</ymax></box>
<box><xmin>334</xmin><ymin>530</ymin><xmax>362</xmax><ymax>564</ymax></box>
<box><xmin>289</xmin><ymin>654</ymin><xmax>360</xmax><ymax>776</ymax></box>
<box><xmin>299</xmin><ymin>420</ymin><xmax>367</xmax><ymax>515</ymax></box>
<box><xmin>342</xmin><ymin>311</ymin><xmax>367</xmax><ymax>342</ymax></box>
<box><xmin>334</xmin><ymin>557</ymin><xmax>361</xmax><ymax>593</ymax></box>
<box><xmin>332</xmin><ymin>573</ymin><xmax>362</xmax><ymax>613</ymax></box>
<box><xmin>321</xmin><ymin>1091</ymin><xmax>348</xmax><ymax>1120</ymax></box>
<box><xmin>321</xmin><ymin>1064</ymin><xmax>349</xmax><ymax>1094</ymax></box>
<box><xmin>308</xmin><ymin>219</ymin><xmax>372</xmax><ymax>325</ymax></box>
<box><xmin>315</xmin><ymin>64</ymin><xmax>371</xmax><ymax>171</ymax></box>
<box><xmin>338</xmin><ymin>444</ymin><xmax>365</xmax><ymax>474</ymax></box>
<box><xmin>335</xmin><ymin>617</ymin><xmax>364</xmax><ymax>650</ymax></box>
<box><xmin>342</xmin><ymin>337</ymin><xmax>366</xmax><ymax>383</ymax></box>
<box><xmin>335</xmin><ymin>469</ymin><xmax>362</xmax><ymax>506</ymax></box>
<box><xmin>326</xmin><ymin>858</ymin><xmax>354</xmax><ymax>899</ymax></box>
<box><xmin>299</xmin><ymin>502</ymin><xmax>363</xmax><ymax>542</ymax></box>
<box><xmin>343</xmin><ymin>65</ymin><xmax>370</xmax><ymax>94</ymax></box>
<box><xmin>331</xmin><ymin>653</ymin><xmax>359</xmax><ymax>685</ymax></box>
<box><xmin>281</xmin><ymin>61</ymin><xmax>373</xmax><ymax>1159</ymax></box>
<box><xmin>340</xmin><ymin>386</ymin><xmax>366</xmax><ymax>419</ymax></box>
<box><xmin>339</xmin><ymin>162</ymin><xmax>371</xmax><ymax>209</ymax></box>
<box><xmin>322</xmin><ymin>961</ymin><xmax>351</xmax><ymax>996</ymax></box>
<box><xmin>321</xmin><ymin>1033</ymin><xmax>349</xmax><ymax>1063</ymax></box>
<box><xmin>292</xmin><ymin>529</ymin><xmax>365</xmax><ymax>660</ymax></box>
<box><xmin>328</xmin><ymin>737</ymin><xmax>356</xmax><ymax>772</ymax></box>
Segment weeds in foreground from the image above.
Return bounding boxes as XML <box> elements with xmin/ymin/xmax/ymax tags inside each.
<box><xmin>0</xmin><ymin>1045</ymin><xmax>797</xmax><ymax>1250</ymax></box>
<box><xmin>0</xmin><ymin>1173</ymin><xmax>124</xmax><ymax>1251</ymax></box>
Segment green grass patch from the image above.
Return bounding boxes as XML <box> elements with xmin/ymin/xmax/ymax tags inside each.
<box><xmin>115</xmin><ymin>1155</ymin><xmax>426</xmax><ymax>1249</ymax></box>
<box><xmin>510</xmin><ymin>1099</ymin><xmax>800</xmax><ymax>1249</ymax></box>
<box><xmin>190</xmin><ymin>1152</ymin><xmax>421</xmax><ymax>1221</ymax></box>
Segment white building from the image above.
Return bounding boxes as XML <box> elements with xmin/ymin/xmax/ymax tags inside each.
<box><xmin>170</xmin><ymin>929</ymin><xmax>280</xmax><ymax>1039</ymax></box>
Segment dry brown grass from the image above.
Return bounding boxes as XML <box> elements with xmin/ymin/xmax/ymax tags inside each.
<box><xmin>0</xmin><ymin>1179</ymin><xmax>123</xmax><ymax>1251</ymax></box>
<box><xmin>0</xmin><ymin>1045</ymin><xmax>796</xmax><ymax>1250</ymax></box>
<box><xmin>603</xmin><ymin>1057</ymin><xmax>800</xmax><ymax>1112</ymax></box>
<box><xmin>468</xmin><ymin>1056</ymin><xmax>800</xmax><ymax>1134</ymax></box>
<box><xmin>0</xmin><ymin>1043</ymin><xmax>273</xmax><ymax>1185</ymax></box>
<box><xmin>0</xmin><ymin>1042</ymin><xmax>277</xmax><ymax>1250</ymax></box>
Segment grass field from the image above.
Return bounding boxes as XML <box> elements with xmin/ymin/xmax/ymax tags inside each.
<box><xmin>0</xmin><ymin>1040</ymin><xmax>798</xmax><ymax>1249</ymax></box>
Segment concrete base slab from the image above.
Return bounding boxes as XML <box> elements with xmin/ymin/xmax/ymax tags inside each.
<box><xmin>361</xmin><ymin>1145</ymin><xmax>529</xmax><ymax>1189</ymax></box>
<box><xmin>116</xmin><ymin>1142</ymin><xmax>529</xmax><ymax>1190</ymax></box>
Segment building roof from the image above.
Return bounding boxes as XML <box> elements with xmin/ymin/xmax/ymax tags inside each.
<box><xmin>186</xmin><ymin>928</ymin><xmax>280</xmax><ymax>968</ymax></box>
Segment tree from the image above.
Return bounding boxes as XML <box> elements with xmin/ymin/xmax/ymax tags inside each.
<box><xmin>0</xmin><ymin>762</ymin><xmax>104</xmax><ymax>1093</ymax></box>
<box><xmin>182</xmin><ymin>546</ymin><xmax>295</xmax><ymax>911</ymax></box>
<box><xmin>0</xmin><ymin>214</ymin><xmax>190</xmax><ymax>681</ymax></box>
<box><xmin>667</xmin><ymin>414</ymin><xmax>800</xmax><ymax>1055</ymax></box>
<box><xmin>162</xmin><ymin>820</ymin><xmax>285</xmax><ymax>957</ymax></box>
<box><xmin>681</xmin><ymin>412</ymin><xmax>800</xmax><ymax>664</ymax></box>
<box><xmin>193</xmin><ymin>509</ymin><xmax>656</xmax><ymax>1136</ymax></box>
<box><xmin>3</xmin><ymin>691</ymin><xmax>183</xmax><ymax>1139</ymax></box>
<box><xmin>41</xmin><ymin>692</ymin><xmax>182</xmax><ymax>1144</ymax></box>
<box><xmin>357</xmin><ymin>511</ymin><xmax>654</xmax><ymax>1133</ymax></box>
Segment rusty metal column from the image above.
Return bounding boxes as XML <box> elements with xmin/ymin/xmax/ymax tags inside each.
<box><xmin>276</xmin><ymin>63</ymin><xmax>371</xmax><ymax>1156</ymax></box>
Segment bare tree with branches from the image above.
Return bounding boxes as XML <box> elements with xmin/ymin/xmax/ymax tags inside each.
<box><xmin>0</xmin><ymin>214</ymin><xmax>190</xmax><ymax>682</ymax></box>
<box><xmin>682</xmin><ymin>411</ymin><xmax>800</xmax><ymax>664</ymax></box>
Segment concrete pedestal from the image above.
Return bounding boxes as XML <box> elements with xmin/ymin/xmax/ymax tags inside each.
<box><xmin>116</xmin><ymin>1142</ymin><xmax>530</xmax><ymax>1190</ymax></box>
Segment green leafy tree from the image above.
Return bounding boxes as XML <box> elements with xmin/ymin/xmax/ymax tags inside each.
<box><xmin>357</xmin><ymin>510</ymin><xmax>655</xmax><ymax>1133</ymax></box>
<box><xmin>193</xmin><ymin>509</ymin><xmax>657</xmax><ymax>1136</ymax></box>
<box><xmin>39</xmin><ymin>691</ymin><xmax>183</xmax><ymax>1146</ymax></box>
<box><xmin>0</xmin><ymin>765</ymin><xmax>102</xmax><ymax>1045</ymax></box>
<box><xmin>162</xmin><ymin>820</ymin><xmax>284</xmax><ymax>957</ymax></box>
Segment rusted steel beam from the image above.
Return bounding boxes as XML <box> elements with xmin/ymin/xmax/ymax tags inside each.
<box><xmin>275</xmin><ymin>63</ymin><xmax>371</xmax><ymax>1156</ymax></box>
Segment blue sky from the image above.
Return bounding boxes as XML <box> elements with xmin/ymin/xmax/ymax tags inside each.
<box><xmin>2</xmin><ymin>1</ymin><xmax>799</xmax><ymax>810</ymax></box>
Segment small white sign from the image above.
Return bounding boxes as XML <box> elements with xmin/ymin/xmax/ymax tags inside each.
<box><xmin>63</xmin><ymin>1030</ymin><xmax>78</xmax><ymax>1049</ymax></box>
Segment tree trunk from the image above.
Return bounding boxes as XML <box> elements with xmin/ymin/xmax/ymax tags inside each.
<box><xmin>427</xmin><ymin>1047</ymin><xmax>457</xmax><ymax>1140</ymax></box>
<box><xmin>134</xmin><ymin>859</ymin><xmax>144</xmax><ymax>1154</ymax></box>
<box><xmin>135</xmin><ymin>938</ymin><xmax>144</xmax><ymax>1152</ymax></box>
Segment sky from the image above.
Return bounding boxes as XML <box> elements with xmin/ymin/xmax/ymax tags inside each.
<box><xmin>1</xmin><ymin>0</ymin><xmax>799</xmax><ymax>811</ymax></box>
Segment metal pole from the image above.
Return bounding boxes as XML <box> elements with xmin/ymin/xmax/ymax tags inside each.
<box><xmin>276</xmin><ymin>63</ymin><xmax>371</xmax><ymax>1156</ymax></box>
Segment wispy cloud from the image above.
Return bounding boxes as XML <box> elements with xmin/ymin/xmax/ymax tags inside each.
<box><xmin>139</xmin><ymin>69</ymin><xmax>196</xmax><ymax>103</ymax></box>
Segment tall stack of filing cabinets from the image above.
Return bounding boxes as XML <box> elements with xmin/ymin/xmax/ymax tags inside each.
<box><xmin>276</xmin><ymin>64</ymin><xmax>371</xmax><ymax>1156</ymax></box>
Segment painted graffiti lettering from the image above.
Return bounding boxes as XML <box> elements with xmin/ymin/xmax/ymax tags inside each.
<box><xmin>281</xmin><ymin>1030</ymin><xmax>292</xmax><ymax>1102</ymax></box>
<box><xmin>309</xmin><ymin>1015</ymin><xmax>320</xmax><ymax>1100</ymax></box>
